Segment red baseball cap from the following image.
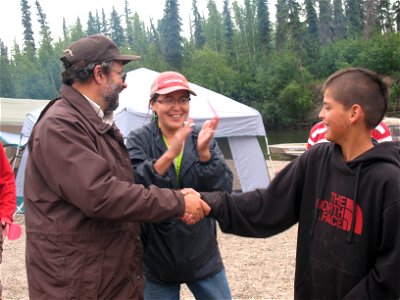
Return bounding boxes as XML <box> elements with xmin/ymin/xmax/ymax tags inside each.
<box><xmin>150</xmin><ymin>71</ymin><xmax>197</xmax><ymax>99</ymax></box>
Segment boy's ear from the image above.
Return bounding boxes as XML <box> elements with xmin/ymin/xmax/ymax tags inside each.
<box><xmin>349</xmin><ymin>104</ymin><xmax>363</xmax><ymax>124</ymax></box>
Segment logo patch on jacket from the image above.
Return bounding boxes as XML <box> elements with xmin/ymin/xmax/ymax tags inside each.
<box><xmin>317</xmin><ymin>191</ymin><xmax>363</xmax><ymax>235</ymax></box>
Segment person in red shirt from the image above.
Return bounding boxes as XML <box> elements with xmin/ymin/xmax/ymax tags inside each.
<box><xmin>307</xmin><ymin>120</ymin><xmax>392</xmax><ymax>149</ymax></box>
<box><xmin>0</xmin><ymin>143</ymin><xmax>17</xmax><ymax>298</ymax></box>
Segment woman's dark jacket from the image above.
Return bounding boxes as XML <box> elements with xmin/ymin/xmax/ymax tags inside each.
<box><xmin>126</xmin><ymin>121</ymin><xmax>233</xmax><ymax>283</ymax></box>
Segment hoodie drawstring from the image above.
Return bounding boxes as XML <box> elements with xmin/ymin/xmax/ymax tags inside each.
<box><xmin>346</xmin><ymin>163</ymin><xmax>363</xmax><ymax>243</ymax></box>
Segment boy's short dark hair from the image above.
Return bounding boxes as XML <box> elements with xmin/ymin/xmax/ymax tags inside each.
<box><xmin>322</xmin><ymin>68</ymin><xmax>388</xmax><ymax>129</ymax></box>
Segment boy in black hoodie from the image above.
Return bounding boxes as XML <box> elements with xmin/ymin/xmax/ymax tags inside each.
<box><xmin>200</xmin><ymin>68</ymin><xmax>400</xmax><ymax>299</ymax></box>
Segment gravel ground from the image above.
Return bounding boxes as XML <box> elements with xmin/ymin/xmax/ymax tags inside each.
<box><xmin>2</xmin><ymin>160</ymin><xmax>297</xmax><ymax>300</ymax></box>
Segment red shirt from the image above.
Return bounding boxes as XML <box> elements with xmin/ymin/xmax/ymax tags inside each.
<box><xmin>0</xmin><ymin>143</ymin><xmax>16</xmax><ymax>221</ymax></box>
<box><xmin>307</xmin><ymin>121</ymin><xmax>392</xmax><ymax>150</ymax></box>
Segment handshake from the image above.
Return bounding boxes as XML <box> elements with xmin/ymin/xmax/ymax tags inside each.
<box><xmin>180</xmin><ymin>188</ymin><xmax>211</xmax><ymax>225</ymax></box>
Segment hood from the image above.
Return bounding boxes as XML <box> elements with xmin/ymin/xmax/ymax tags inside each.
<box><xmin>346</xmin><ymin>141</ymin><xmax>400</xmax><ymax>169</ymax></box>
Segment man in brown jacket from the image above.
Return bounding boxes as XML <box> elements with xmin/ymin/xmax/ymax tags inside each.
<box><xmin>24</xmin><ymin>35</ymin><xmax>209</xmax><ymax>299</ymax></box>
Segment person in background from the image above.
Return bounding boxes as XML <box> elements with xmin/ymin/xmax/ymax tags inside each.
<box><xmin>23</xmin><ymin>35</ymin><xmax>209</xmax><ymax>299</ymax></box>
<box><xmin>126</xmin><ymin>71</ymin><xmax>233</xmax><ymax>300</ymax></box>
<box><xmin>306</xmin><ymin>119</ymin><xmax>392</xmax><ymax>149</ymax></box>
<box><xmin>0</xmin><ymin>143</ymin><xmax>17</xmax><ymax>300</ymax></box>
<box><xmin>199</xmin><ymin>68</ymin><xmax>400</xmax><ymax>299</ymax></box>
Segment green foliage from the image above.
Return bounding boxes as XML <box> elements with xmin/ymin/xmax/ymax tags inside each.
<box><xmin>389</xmin><ymin>78</ymin><xmax>400</xmax><ymax>113</ymax></box>
<box><xmin>182</xmin><ymin>46</ymin><xmax>239</xmax><ymax>96</ymax></box>
<box><xmin>276</xmin><ymin>81</ymin><xmax>315</xmax><ymax>127</ymax></box>
<box><xmin>0</xmin><ymin>41</ymin><xmax>16</xmax><ymax>97</ymax></box>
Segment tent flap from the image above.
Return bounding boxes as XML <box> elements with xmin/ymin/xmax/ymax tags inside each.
<box><xmin>228</xmin><ymin>136</ymin><xmax>270</xmax><ymax>192</ymax></box>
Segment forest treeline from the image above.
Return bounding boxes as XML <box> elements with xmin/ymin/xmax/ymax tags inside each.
<box><xmin>1</xmin><ymin>0</ymin><xmax>399</xmax><ymax>129</ymax></box>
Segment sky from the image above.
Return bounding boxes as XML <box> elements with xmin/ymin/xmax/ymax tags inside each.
<box><xmin>0</xmin><ymin>0</ymin><xmax>276</xmax><ymax>50</ymax></box>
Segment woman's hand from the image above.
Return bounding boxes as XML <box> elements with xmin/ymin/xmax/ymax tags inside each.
<box><xmin>197</xmin><ymin>117</ymin><xmax>219</xmax><ymax>162</ymax></box>
<box><xmin>168</xmin><ymin>118</ymin><xmax>195</xmax><ymax>157</ymax></box>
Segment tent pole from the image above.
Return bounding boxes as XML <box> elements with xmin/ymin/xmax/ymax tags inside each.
<box><xmin>264</xmin><ymin>135</ymin><xmax>277</xmax><ymax>177</ymax></box>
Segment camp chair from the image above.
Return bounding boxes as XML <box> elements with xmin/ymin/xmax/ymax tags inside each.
<box><xmin>0</xmin><ymin>131</ymin><xmax>29</xmax><ymax>215</ymax></box>
<box><xmin>0</xmin><ymin>131</ymin><xmax>29</xmax><ymax>171</ymax></box>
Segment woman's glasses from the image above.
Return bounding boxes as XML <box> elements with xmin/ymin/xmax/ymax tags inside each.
<box><xmin>156</xmin><ymin>96</ymin><xmax>190</xmax><ymax>106</ymax></box>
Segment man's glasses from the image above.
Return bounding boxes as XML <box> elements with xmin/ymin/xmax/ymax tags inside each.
<box><xmin>156</xmin><ymin>96</ymin><xmax>190</xmax><ymax>106</ymax></box>
<box><xmin>110</xmin><ymin>69</ymin><xmax>127</xmax><ymax>83</ymax></box>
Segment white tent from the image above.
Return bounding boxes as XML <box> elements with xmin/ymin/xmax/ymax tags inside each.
<box><xmin>15</xmin><ymin>68</ymin><xmax>271</xmax><ymax>211</ymax></box>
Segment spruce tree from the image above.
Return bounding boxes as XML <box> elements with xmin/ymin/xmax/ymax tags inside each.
<box><xmin>192</xmin><ymin>0</ymin><xmax>205</xmax><ymax>48</ymax></box>
<box><xmin>109</xmin><ymin>6</ymin><xmax>125</xmax><ymax>47</ymax></box>
<box><xmin>70</xmin><ymin>17</ymin><xmax>85</xmax><ymax>42</ymax></box>
<box><xmin>275</xmin><ymin>0</ymin><xmax>289</xmax><ymax>51</ymax></box>
<box><xmin>159</xmin><ymin>0</ymin><xmax>183</xmax><ymax>69</ymax></box>
<box><xmin>377</xmin><ymin>0</ymin><xmax>394</xmax><ymax>34</ymax></box>
<box><xmin>223</xmin><ymin>0</ymin><xmax>235</xmax><ymax>57</ymax></box>
<box><xmin>20</xmin><ymin>0</ymin><xmax>36</xmax><ymax>53</ymax></box>
<box><xmin>318</xmin><ymin>0</ymin><xmax>334</xmax><ymax>45</ymax></box>
<box><xmin>287</xmin><ymin>0</ymin><xmax>303</xmax><ymax>51</ymax></box>
<box><xmin>394</xmin><ymin>0</ymin><xmax>400</xmax><ymax>32</ymax></box>
<box><xmin>304</xmin><ymin>0</ymin><xmax>319</xmax><ymax>62</ymax></box>
<box><xmin>62</xmin><ymin>18</ymin><xmax>68</xmax><ymax>41</ymax></box>
<box><xmin>35</xmin><ymin>0</ymin><xmax>58</xmax><ymax>97</ymax></box>
<box><xmin>87</xmin><ymin>11</ymin><xmax>98</xmax><ymax>35</ymax></box>
<box><xmin>332</xmin><ymin>0</ymin><xmax>347</xmax><ymax>40</ymax></box>
<box><xmin>243</xmin><ymin>0</ymin><xmax>257</xmax><ymax>58</ymax></box>
<box><xmin>345</xmin><ymin>0</ymin><xmax>364</xmax><ymax>37</ymax></box>
<box><xmin>204</xmin><ymin>0</ymin><xmax>224</xmax><ymax>52</ymax></box>
<box><xmin>95</xmin><ymin>11</ymin><xmax>102</xmax><ymax>35</ymax></box>
<box><xmin>124</xmin><ymin>0</ymin><xmax>135</xmax><ymax>47</ymax></box>
<box><xmin>256</xmin><ymin>0</ymin><xmax>272</xmax><ymax>56</ymax></box>
<box><xmin>101</xmin><ymin>8</ymin><xmax>109</xmax><ymax>35</ymax></box>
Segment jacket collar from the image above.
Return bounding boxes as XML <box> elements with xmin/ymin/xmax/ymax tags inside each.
<box><xmin>61</xmin><ymin>85</ymin><xmax>125</xmax><ymax>146</ymax></box>
<box><xmin>60</xmin><ymin>85</ymin><xmax>112</xmax><ymax>135</ymax></box>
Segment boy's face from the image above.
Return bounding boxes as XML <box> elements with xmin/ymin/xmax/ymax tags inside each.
<box><xmin>319</xmin><ymin>88</ymin><xmax>351</xmax><ymax>144</ymax></box>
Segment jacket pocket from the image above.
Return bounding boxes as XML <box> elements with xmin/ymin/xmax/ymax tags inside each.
<box><xmin>63</xmin><ymin>241</ymin><xmax>104</xmax><ymax>299</ymax></box>
<box><xmin>26</xmin><ymin>238</ymin><xmax>69</xmax><ymax>299</ymax></box>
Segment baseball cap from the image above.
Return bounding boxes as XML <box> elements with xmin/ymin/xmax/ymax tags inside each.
<box><xmin>150</xmin><ymin>71</ymin><xmax>197</xmax><ymax>99</ymax></box>
<box><xmin>60</xmin><ymin>35</ymin><xmax>140</xmax><ymax>67</ymax></box>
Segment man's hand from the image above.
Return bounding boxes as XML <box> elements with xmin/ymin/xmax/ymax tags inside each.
<box><xmin>180</xmin><ymin>188</ymin><xmax>200</xmax><ymax>197</ymax></box>
<box><xmin>181</xmin><ymin>193</ymin><xmax>211</xmax><ymax>225</ymax></box>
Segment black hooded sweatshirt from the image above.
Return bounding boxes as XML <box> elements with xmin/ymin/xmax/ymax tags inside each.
<box><xmin>202</xmin><ymin>141</ymin><xmax>400</xmax><ymax>299</ymax></box>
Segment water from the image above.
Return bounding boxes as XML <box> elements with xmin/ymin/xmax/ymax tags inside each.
<box><xmin>266</xmin><ymin>128</ymin><xmax>310</xmax><ymax>145</ymax></box>
<box><xmin>216</xmin><ymin>128</ymin><xmax>310</xmax><ymax>160</ymax></box>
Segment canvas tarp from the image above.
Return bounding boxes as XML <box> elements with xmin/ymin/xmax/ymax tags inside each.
<box><xmin>0</xmin><ymin>97</ymin><xmax>50</xmax><ymax>128</ymax></box>
<box><xmin>15</xmin><ymin>68</ymin><xmax>271</xmax><ymax>208</ymax></box>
